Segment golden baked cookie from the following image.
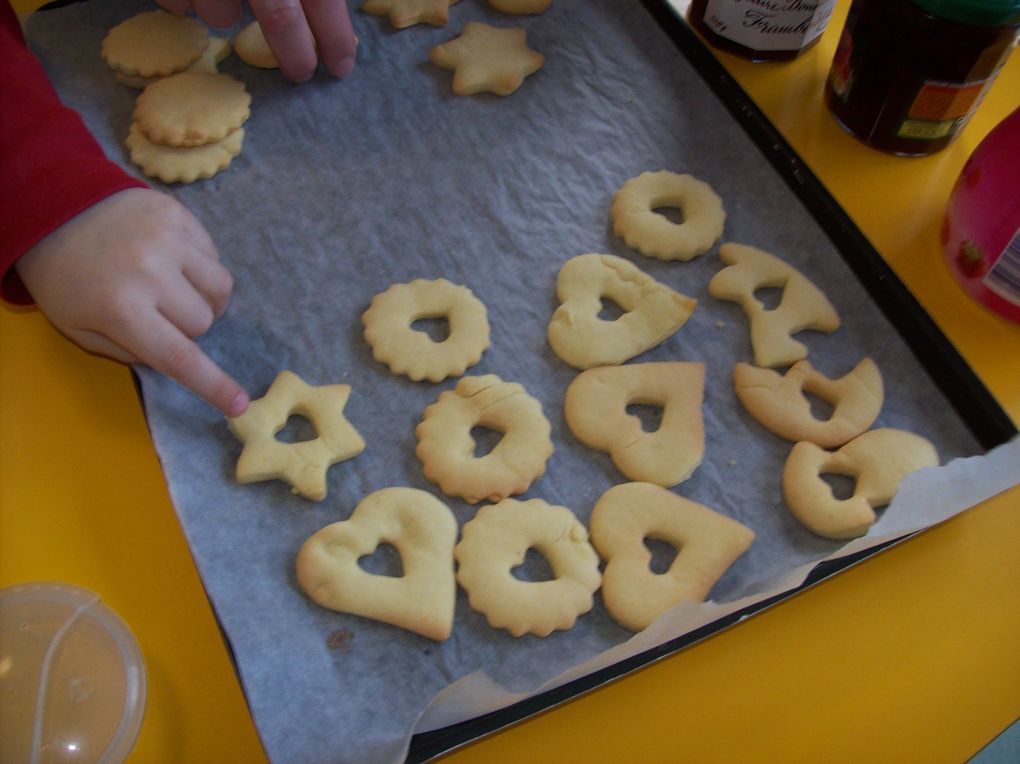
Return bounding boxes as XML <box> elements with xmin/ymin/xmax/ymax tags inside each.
<box><xmin>708</xmin><ymin>242</ymin><xmax>841</xmax><ymax>368</ymax></box>
<box><xmin>296</xmin><ymin>487</ymin><xmax>458</xmax><ymax>640</ymax></box>
<box><xmin>488</xmin><ymin>0</ymin><xmax>552</xmax><ymax>13</ymax></box>
<box><xmin>362</xmin><ymin>0</ymin><xmax>461</xmax><ymax>28</ymax></box>
<box><xmin>547</xmin><ymin>253</ymin><xmax>697</xmax><ymax>369</ymax></box>
<box><xmin>454</xmin><ymin>498</ymin><xmax>601</xmax><ymax>637</ymax></box>
<box><xmin>733</xmin><ymin>357</ymin><xmax>883</xmax><ymax>448</ymax></box>
<box><xmin>429</xmin><ymin>22</ymin><xmax>544</xmax><ymax>96</ymax></box>
<box><xmin>610</xmin><ymin>171</ymin><xmax>726</xmax><ymax>261</ymax></box>
<box><xmin>782</xmin><ymin>428</ymin><xmax>939</xmax><ymax>539</ymax></box>
<box><xmin>134</xmin><ymin>71</ymin><xmax>251</xmax><ymax>148</ymax></box>
<box><xmin>126</xmin><ymin>122</ymin><xmax>244</xmax><ymax>184</ymax></box>
<box><xmin>564</xmin><ymin>362</ymin><xmax>705</xmax><ymax>487</ymax></box>
<box><xmin>116</xmin><ymin>36</ymin><xmax>232</xmax><ymax>88</ymax></box>
<box><xmin>227</xmin><ymin>371</ymin><xmax>365</xmax><ymax>501</ymax></box>
<box><xmin>102</xmin><ymin>9</ymin><xmax>209</xmax><ymax>79</ymax></box>
<box><xmin>235</xmin><ymin>20</ymin><xmax>278</xmax><ymax>69</ymax></box>
<box><xmin>590</xmin><ymin>482</ymin><xmax>755</xmax><ymax>631</ymax></box>
<box><xmin>415</xmin><ymin>375</ymin><xmax>553</xmax><ymax>504</ymax></box>
<box><xmin>362</xmin><ymin>278</ymin><xmax>490</xmax><ymax>382</ymax></box>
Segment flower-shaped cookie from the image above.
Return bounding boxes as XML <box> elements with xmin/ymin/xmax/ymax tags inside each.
<box><xmin>227</xmin><ymin>370</ymin><xmax>365</xmax><ymax>501</ymax></box>
<box><xmin>429</xmin><ymin>22</ymin><xmax>544</xmax><ymax>96</ymax></box>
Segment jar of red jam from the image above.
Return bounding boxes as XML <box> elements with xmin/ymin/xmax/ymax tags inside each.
<box><xmin>688</xmin><ymin>0</ymin><xmax>838</xmax><ymax>61</ymax></box>
<box><xmin>942</xmin><ymin>106</ymin><xmax>1020</xmax><ymax>323</ymax></box>
<box><xmin>825</xmin><ymin>0</ymin><xmax>1020</xmax><ymax>156</ymax></box>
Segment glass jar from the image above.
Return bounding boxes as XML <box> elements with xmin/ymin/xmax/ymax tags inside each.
<box><xmin>825</xmin><ymin>0</ymin><xmax>1020</xmax><ymax>156</ymax></box>
<box><xmin>687</xmin><ymin>0</ymin><xmax>838</xmax><ymax>61</ymax></box>
<box><xmin>942</xmin><ymin>106</ymin><xmax>1020</xmax><ymax>323</ymax></box>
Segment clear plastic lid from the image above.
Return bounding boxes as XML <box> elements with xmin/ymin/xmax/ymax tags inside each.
<box><xmin>0</xmin><ymin>583</ymin><xmax>147</xmax><ymax>764</ymax></box>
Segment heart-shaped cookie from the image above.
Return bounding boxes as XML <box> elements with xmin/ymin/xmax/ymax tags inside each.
<box><xmin>547</xmin><ymin>253</ymin><xmax>697</xmax><ymax>369</ymax></box>
<box><xmin>565</xmin><ymin>362</ymin><xmax>705</xmax><ymax>486</ymax></box>
<box><xmin>295</xmin><ymin>487</ymin><xmax>457</xmax><ymax>640</ymax></box>
<box><xmin>590</xmin><ymin>482</ymin><xmax>755</xmax><ymax>631</ymax></box>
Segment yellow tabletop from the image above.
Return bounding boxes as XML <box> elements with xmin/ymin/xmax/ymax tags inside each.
<box><xmin>2</xmin><ymin>1</ymin><xmax>1018</xmax><ymax>762</ymax></box>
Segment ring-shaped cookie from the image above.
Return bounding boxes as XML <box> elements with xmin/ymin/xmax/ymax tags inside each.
<box><xmin>455</xmin><ymin>499</ymin><xmax>601</xmax><ymax>637</ymax></box>
<box><xmin>610</xmin><ymin>171</ymin><xmax>726</xmax><ymax>261</ymax></box>
<box><xmin>363</xmin><ymin>279</ymin><xmax>490</xmax><ymax>382</ymax></box>
<box><xmin>415</xmin><ymin>375</ymin><xmax>553</xmax><ymax>504</ymax></box>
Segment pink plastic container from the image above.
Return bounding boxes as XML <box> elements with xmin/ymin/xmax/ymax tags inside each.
<box><xmin>942</xmin><ymin>106</ymin><xmax>1020</xmax><ymax>324</ymax></box>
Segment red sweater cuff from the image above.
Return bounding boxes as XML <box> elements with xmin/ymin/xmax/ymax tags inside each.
<box><xmin>1</xmin><ymin>2</ymin><xmax>147</xmax><ymax>306</ymax></box>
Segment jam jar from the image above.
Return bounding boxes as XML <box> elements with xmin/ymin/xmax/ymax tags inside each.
<box><xmin>825</xmin><ymin>0</ymin><xmax>1020</xmax><ymax>156</ymax></box>
<box><xmin>942</xmin><ymin>106</ymin><xmax>1020</xmax><ymax>323</ymax></box>
<box><xmin>688</xmin><ymin>0</ymin><xmax>838</xmax><ymax>61</ymax></box>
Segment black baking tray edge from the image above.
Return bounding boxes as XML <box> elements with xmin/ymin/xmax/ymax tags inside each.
<box><xmin>405</xmin><ymin>2</ymin><xmax>1018</xmax><ymax>760</ymax></box>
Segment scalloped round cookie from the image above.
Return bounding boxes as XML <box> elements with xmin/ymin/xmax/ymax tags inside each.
<box><xmin>102</xmin><ymin>10</ymin><xmax>209</xmax><ymax>79</ymax></box>
<box><xmin>126</xmin><ymin>122</ymin><xmax>245</xmax><ymax>184</ymax></box>
<box><xmin>134</xmin><ymin>72</ymin><xmax>251</xmax><ymax>148</ymax></box>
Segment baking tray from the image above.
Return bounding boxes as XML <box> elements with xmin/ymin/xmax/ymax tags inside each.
<box><xmin>25</xmin><ymin>1</ymin><xmax>1017</xmax><ymax>761</ymax></box>
<box><xmin>404</xmin><ymin>2</ymin><xmax>1017</xmax><ymax>759</ymax></box>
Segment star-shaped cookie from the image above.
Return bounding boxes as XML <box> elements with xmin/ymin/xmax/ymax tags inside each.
<box><xmin>227</xmin><ymin>370</ymin><xmax>365</xmax><ymax>501</ymax></box>
<box><xmin>429</xmin><ymin>22</ymin><xmax>544</xmax><ymax>96</ymax></box>
<box><xmin>362</xmin><ymin>0</ymin><xmax>460</xmax><ymax>29</ymax></box>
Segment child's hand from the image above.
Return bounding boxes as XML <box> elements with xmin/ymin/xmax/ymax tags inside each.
<box><xmin>15</xmin><ymin>188</ymin><xmax>250</xmax><ymax>416</ymax></box>
<box><xmin>157</xmin><ymin>0</ymin><xmax>358</xmax><ymax>82</ymax></box>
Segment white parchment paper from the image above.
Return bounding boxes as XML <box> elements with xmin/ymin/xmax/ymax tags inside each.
<box><xmin>25</xmin><ymin>1</ymin><xmax>1016</xmax><ymax>762</ymax></box>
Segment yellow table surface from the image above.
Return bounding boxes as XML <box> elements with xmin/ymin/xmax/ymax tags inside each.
<box><xmin>3</xmin><ymin>1</ymin><xmax>1018</xmax><ymax>761</ymax></box>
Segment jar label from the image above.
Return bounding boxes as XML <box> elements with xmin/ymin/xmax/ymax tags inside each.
<box><xmin>895</xmin><ymin>79</ymin><xmax>990</xmax><ymax>142</ymax></box>
<box><xmin>984</xmin><ymin>229</ymin><xmax>1020</xmax><ymax>309</ymax></box>
<box><xmin>701</xmin><ymin>0</ymin><xmax>836</xmax><ymax>52</ymax></box>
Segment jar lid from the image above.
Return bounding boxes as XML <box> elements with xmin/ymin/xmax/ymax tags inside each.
<box><xmin>0</xmin><ymin>582</ymin><xmax>147</xmax><ymax>764</ymax></box>
<box><xmin>911</xmin><ymin>0</ymin><xmax>1020</xmax><ymax>25</ymax></box>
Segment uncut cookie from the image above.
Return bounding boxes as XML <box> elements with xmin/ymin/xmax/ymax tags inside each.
<box><xmin>116</xmin><ymin>37</ymin><xmax>233</xmax><ymax>88</ymax></box>
<box><xmin>363</xmin><ymin>0</ymin><xmax>461</xmax><ymax>28</ymax></box>
<box><xmin>126</xmin><ymin>122</ymin><xmax>244</xmax><ymax>184</ymax></box>
<box><xmin>235</xmin><ymin>20</ymin><xmax>278</xmax><ymax>68</ymax></box>
<box><xmin>489</xmin><ymin>0</ymin><xmax>552</xmax><ymax>13</ymax></box>
<box><xmin>429</xmin><ymin>22</ymin><xmax>543</xmax><ymax>96</ymax></box>
<box><xmin>362</xmin><ymin>278</ymin><xmax>490</xmax><ymax>382</ymax></box>
<box><xmin>134</xmin><ymin>72</ymin><xmax>251</xmax><ymax>148</ymax></box>
<box><xmin>455</xmin><ymin>499</ymin><xmax>601</xmax><ymax>637</ymax></box>
<box><xmin>102</xmin><ymin>10</ymin><xmax>209</xmax><ymax>79</ymax></box>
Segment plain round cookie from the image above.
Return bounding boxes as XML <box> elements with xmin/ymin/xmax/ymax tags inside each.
<box><xmin>235</xmin><ymin>20</ymin><xmax>279</xmax><ymax>68</ymax></box>
<box><xmin>362</xmin><ymin>278</ymin><xmax>490</xmax><ymax>382</ymax></box>
<box><xmin>610</xmin><ymin>171</ymin><xmax>725</xmax><ymax>261</ymax></box>
<box><xmin>126</xmin><ymin>122</ymin><xmax>244</xmax><ymax>184</ymax></box>
<box><xmin>455</xmin><ymin>499</ymin><xmax>601</xmax><ymax>637</ymax></box>
<box><xmin>415</xmin><ymin>375</ymin><xmax>553</xmax><ymax>503</ymax></box>
<box><xmin>102</xmin><ymin>10</ymin><xmax>209</xmax><ymax>79</ymax></box>
<box><xmin>134</xmin><ymin>71</ymin><xmax>251</xmax><ymax>148</ymax></box>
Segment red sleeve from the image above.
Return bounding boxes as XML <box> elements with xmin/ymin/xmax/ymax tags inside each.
<box><xmin>0</xmin><ymin>1</ymin><xmax>146</xmax><ymax>305</ymax></box>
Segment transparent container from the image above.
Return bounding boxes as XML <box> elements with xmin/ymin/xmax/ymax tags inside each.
<box><xmin>0</xmin><ymin>583</ymin><xmax>147</xmax><ymax>764</ymax></box>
